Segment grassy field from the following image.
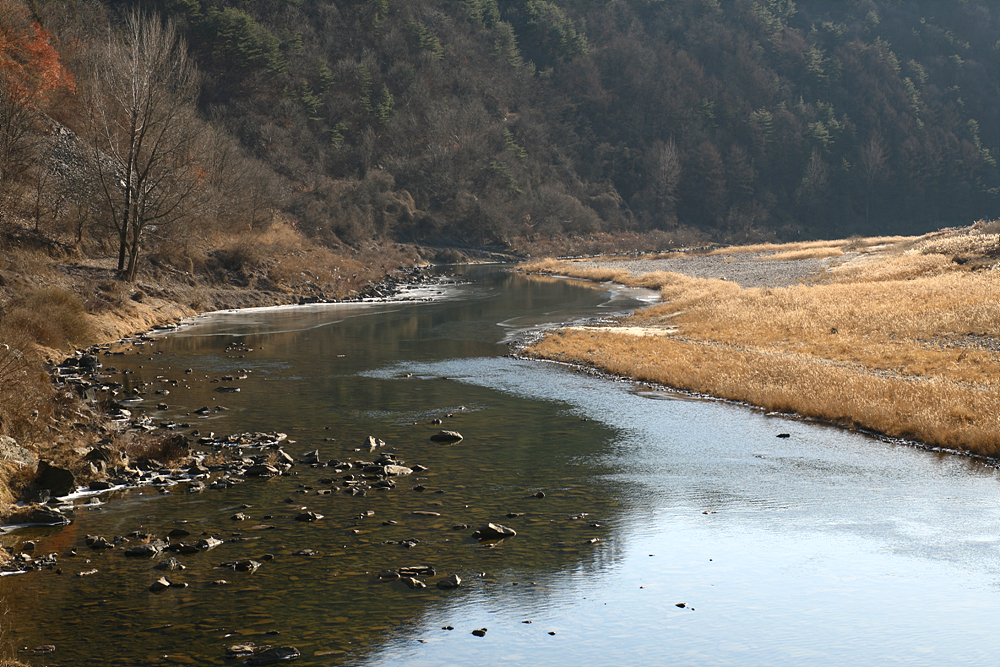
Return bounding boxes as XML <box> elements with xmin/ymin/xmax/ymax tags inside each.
<box><xmin>521</xmin><ymin>222</ymin><xmax>1000</xmax><ymax>458</ymax></box>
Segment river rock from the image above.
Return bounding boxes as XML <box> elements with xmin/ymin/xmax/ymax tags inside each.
<box><xmin>195</xmin><ymin>537</ymin><xmax>224</xmax><ymax>551</ymax></box>
<box><xmin>301</xmin><ymin>449</ymin><xmax>321</xmax><ymax>464</ymax></box>
<box><xmin>399</xmin><ymin>565</ymin><xmax>435</xmax><ymax>576</ymax></box>
<box><xmin>429</xmin><ymin>430</ymin><xmax>463</xmax><ymax>442</ymax></box>
<box><xmin>226</xmin><ymin>644</ymin><xmax>260</xmax><ymax>658</ymax></box>
<box><xmin>245</xmin><ymin>464</ymin><xmax>280</xmax><ymax>477</ymax></box>
<box><xmin>472</xmin><ymin>523</ymin><xmax>516</xmax><ymax>540</ymax></box>
<box><xmin>382</xmin><ymin>464</ymin><xmax>413</xmax><ymax>476</ymax></box>
<box><xmin>86</xmin><ymin>535</ymin><xmax>114</xmax><ymax>550</ymax></box>
<box><xmin>34</xmin><ymin>461</ymin><xmax>76</xmax><ymax>497</ymax></box>
<box><xmin>245</xmin><ymin>646</ymin><xmax>301</xmax><ymax>666</ymax></box>
<box><xmin>221</xmin><ymin>559</ymin><xmax>262</xmax><ymax>573</ymax></box>
<box><xmin>124</xmin><ymin>540</ymin><xmax>168</xmax><ymax>558</ymax></box>
<box><xmin>154</xmin><ymin>557</ymin><xmax>186</xmax><ymax>571</ymax></box>
<box><xmin>437</xmin><ymin>574</ymin><xmax>462</xmax><ymax>589</ymax></box>
<box><xmin>26</xmin><ymin>506</ymin><xmax>71</xmax><ymax>526</ymax></box>
<box><xmin>149</xmin><ymin>577</ymin><xmax>173</xmax><ymax>592</ymax></box>
<box><xmin>78</xmin><ymin>354</ymin><xmax>100</xmax><ymax>370</ymax></box>
<box><xmin>295</xmin><ymin>511</ymin><xmax>323</xmax><ymax>522</ymax></box>
<box><xmin>400</xmin><ymin>576</ymin><xmax>426</xmax><ymax>589</ymax></box>
<box><xmin>272</xmin><ymin>449</ymin><xmax>295</xmax><ymax>465</ymax></box>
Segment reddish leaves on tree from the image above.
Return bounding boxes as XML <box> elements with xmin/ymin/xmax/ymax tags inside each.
<box><xmin>0</xmin><ymin>1</ymin><xmax>75</xmax><ymax>105</ymax></box>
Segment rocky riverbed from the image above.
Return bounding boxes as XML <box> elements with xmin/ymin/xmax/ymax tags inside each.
<box><xmin>0</xmin><ymin>267</ymin><xmax>461</xmax><ymax>544</ymax></box>
<box><xmin>564</xmin><ymin>252</ymin><xmax>838</xmax><ymax>288</ymax></box>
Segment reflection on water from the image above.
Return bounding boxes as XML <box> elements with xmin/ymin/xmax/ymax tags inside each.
<box><xmin>3</xmin><ymin>266</ymin><xmax>1000</xmax><ymax>666</ymax></box>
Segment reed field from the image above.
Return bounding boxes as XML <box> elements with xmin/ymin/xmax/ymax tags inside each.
<box><xmin>521</xmin><ymin>223</ymin><xmax>1000</xmax><ymax>458</ymax></box>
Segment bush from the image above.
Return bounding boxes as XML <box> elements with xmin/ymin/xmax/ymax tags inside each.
<box><xmin>115</xmin><ymin>432</ymin><xmax>190</xmax><ymax>467</ymax></box>
<box><xmin>0</xmin><ymin>329</ymin><xmax>55</xmax><ymax>444</ymax></box>
<box><xmin>2</xmin><ymin>286</ymin><xmax>93</xmax><ymax>349</ymax></box>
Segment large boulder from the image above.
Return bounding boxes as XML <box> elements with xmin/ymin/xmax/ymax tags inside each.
<box><xmin>34</xmin><ymin>461</ymin><xmax>76</xmax><ymax>497</ymax></box>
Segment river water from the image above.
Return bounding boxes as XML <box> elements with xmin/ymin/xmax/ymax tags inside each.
<box><xmin>4</xmin><ymin>265</ymin><xmax>1000</xmax><ymax>666</ymax></box>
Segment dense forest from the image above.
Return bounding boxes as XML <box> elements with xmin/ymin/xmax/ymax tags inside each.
<box><xmin>2</xmin><ymin>0</ymin><xmax>999</xmax><ymax>261</ymax></box>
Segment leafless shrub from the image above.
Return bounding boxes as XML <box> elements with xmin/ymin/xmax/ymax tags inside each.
<box><xmin>114</xmin><ymin>431</ymin><xmax>190</xmax><ymax>467</ymax></box>
<box><xmin>0</xmin><ymin>331</ymin><xmax>55</xmax><ymax>444</ymax></box>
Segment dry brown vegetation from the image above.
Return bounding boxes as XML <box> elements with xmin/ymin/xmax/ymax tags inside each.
<box><xmin>523</xmin><ymin>223</ymin><xmax>1000</xmax><ymax>458</ymax></box>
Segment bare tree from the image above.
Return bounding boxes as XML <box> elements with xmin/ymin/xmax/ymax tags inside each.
<box><xmin>0</xmin><ymin>78</ymin><xmax>40</xmax><ymax>222</ymax></box>
<box><xmin>859</xmin><ymin>132</ymin><xmax>889</xmax><ymax>225</ymax></box>
<box><xmin>86</xmin><ymin>11</ymin><xmax>204</xmax><ymax>281</ymax></box>
<box><xmin>652</xmin><ymin>138</ymin><xmax>682</xmax><ymax>206</ymax></box>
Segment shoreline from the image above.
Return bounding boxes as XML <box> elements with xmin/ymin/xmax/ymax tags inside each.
<box><xmin>0</xmin><ymin>263</ymin><xmax>456</xmax><ymax>529</ymax></box>
<box><xmin>513</xmin><ymin>347</ymin><xmax>1000</xmax><ymax>470</ymax></box>
<box><xmin>517</xmin><ymin>224</ymin><xmax>1000</xmax><ymax>461</ymax></box>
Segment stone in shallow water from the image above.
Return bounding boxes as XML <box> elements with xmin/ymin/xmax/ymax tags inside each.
<box><xmin>196</xmin><ymin>537</ymin><xmax>224</xmax><ymax>551</ymax></box>
<box><xmin>124</xmin><ymin>540</ymin><xmax>168</xmax><ymax>558</ymax></box>
<box><xmin>154</xmin><ymin>557</ymin><xmax>186</xmax><ymax>571</ymax></box>
<box><xmin>429</xmin><ymin>430</ymin><xmax>463</xmax><ymax>443</ymax></box>
<box><xmin>149</xmin><ymin>577</ymin><xmax>172</xmax><ymax>592</ymax></box>
<box><xmin>437</xmin><ymin>574</ymin><xmax>462</xmax><ymax>589</ymax></box>
<box><xmin>244</xmin><ymin>646</ymin><xmax>301</xmax><ymax>665</ymax></box>
<box><xmin>86</xmin><ymin>535</ymin><xmax>113</xmax><ymax>550</ymax></box>
<box><xmin>220</xmin><ymin>559</ymin><xmax>262</xmax><ymax>573</ymax></box>
<box><xmin>472</xmin><ymin>523</ymin><xmax>516</xmax><ymax>540</ymax></box>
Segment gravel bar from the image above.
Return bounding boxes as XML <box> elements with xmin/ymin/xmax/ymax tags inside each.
<box><xmin>567</xmin><ymin>253</ymin><xmax>837</xmax><ymax>289</ymax></box>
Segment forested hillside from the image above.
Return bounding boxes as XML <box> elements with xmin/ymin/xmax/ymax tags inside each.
<box><xmin>3</xmin><ymin>0</ymin><xmax>999</xmax><ymax>256</ymax></box>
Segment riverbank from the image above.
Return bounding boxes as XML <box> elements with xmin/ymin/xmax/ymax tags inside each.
<box><xmin>0</xmin><ymin>226</ymin><xmax>468</xmax><ymax>517</ymax></box>
<box><xmin>519</xmin><ymin>222</ymin><xmax>1000</xmax><ymax>459</ymax></box>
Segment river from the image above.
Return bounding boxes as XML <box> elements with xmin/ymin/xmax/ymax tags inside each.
<box><xmin>3</xmin><ymin>265</ymin><xmax>1000</xmax><ymax>666</ymax></box>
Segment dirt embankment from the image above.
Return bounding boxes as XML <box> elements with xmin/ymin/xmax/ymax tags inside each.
<box><xmin>520</xmin><ymin>224</ymin><xmax>1000</xmax><ymax>460</ymax></box>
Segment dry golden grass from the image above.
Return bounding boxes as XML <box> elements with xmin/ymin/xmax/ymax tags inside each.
<box><xmin>707</xmin><ymin>235</ymin><xmax>915</xmax><ymax>256</ymax></box>
<box><xmin>522</xmin><ymin>224</ymin><xmax>1000</xmax><ymax>457</ymax></box>
<box><xmin>761</xmin><ymin>247</ymin><xmax>844</xmax><ymax>260</ymax></box>
<box><xmin>528</xmin><ymin>329</ymin><xmax>1000</xmax><ymax>456</ymax></box>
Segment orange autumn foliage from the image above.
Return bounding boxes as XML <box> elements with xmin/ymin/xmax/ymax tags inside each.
<box><xmin>0</xmin><ymin>1</ymin><xmax>75</xmax><ymax>104</ymax></box>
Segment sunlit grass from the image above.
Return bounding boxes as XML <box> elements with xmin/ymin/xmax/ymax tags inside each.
<box><xmin>521</xmin><ymin>224</ymin><xmax>1000</xmax><ymax>457</ymax></box>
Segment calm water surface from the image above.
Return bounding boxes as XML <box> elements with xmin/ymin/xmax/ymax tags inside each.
<box><xmin>4</xmin><ymin>266</ymin><xmax>1000</xmax><ymax>666</ymax></box>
